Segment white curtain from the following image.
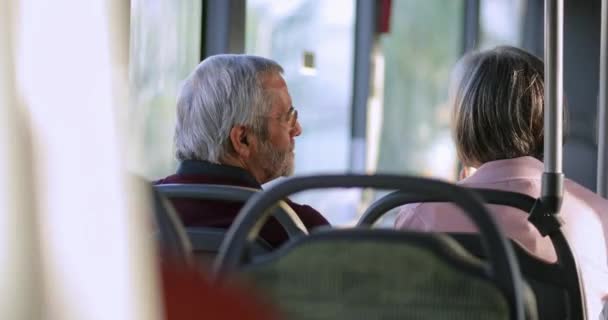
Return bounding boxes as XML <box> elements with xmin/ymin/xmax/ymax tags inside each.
<box><xmin>0</xmin><ymin>1</ymin><xmax>42</xmax><ymax>319</ymax></box>
<box><xmin>0</xmin><ymin>0</ymin><xmax>162</xmax><ymax>319</ymax></box>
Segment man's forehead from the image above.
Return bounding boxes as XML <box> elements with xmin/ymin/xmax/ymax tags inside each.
<box><xmin>260</xmin><ymin>72</ymin><xmax>286</xmax><ymax>89</ymax></box>
<box><xmin>260</xmin><ymin>72</ymin><xmax>291</xmax><ymax>113</ymax></box>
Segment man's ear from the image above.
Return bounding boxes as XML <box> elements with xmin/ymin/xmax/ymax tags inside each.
<box><xmin>229</xmin><ymin>125</ymin><xmax>251</xmax><ymax>158</ymax></box>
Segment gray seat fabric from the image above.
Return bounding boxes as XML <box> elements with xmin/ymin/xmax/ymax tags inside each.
<box><xmin>154</xmin><ymin>183</ymin><xmax>308</xmax><ymax>238</ymax></box>
<box><xmin>242</xmin><ymin>230</ymin><xmax>511</xmax><ymax>320</ymax></box>
<box><xmin>214</xmin><ymin>174</ymin><xmax>529</xmax><ymax>319</ymax></box>
<box><xmin>150</xmin><ymin>193</ymin><xmax>273</xmax><ymax>264</ymax></box>
<box><xmin>358</xmin><ymin>189</ymin><xmax>583</xmax><ymax>320</ymax></box>
<box><xmin>150</xmin><ymin>183</ymin><xmax>193</xmax><ymax>261</ymax></box>
<box><xmin>186</xmin><ymin>227</ymin><xmax>272</xmax><ymax>264</ymax></box>
<box><xmin>155</xmin><ymin>183</ymin><xmax>307</xmax><ymax>263</ymax></box>
<box><xmin>449</xmin><ymin>234</ymin><xmax>572</xmax><ymax>319</ymax></box>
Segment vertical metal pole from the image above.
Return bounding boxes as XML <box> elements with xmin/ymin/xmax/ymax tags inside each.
<box><xmin>542</xmin><ymin>0</ymin><xmax>565</xmax><ymax>213</ymax></box>
<box><xmin>462</xmin><ymin>0</ymin><xmax>480</xmax><ymax>54</ymax></box>
<box><xmin>598</xmin><ymin>0</ymin><xmax>608</xmax><ymax>197</ymax></box>
<box><xmin>544</xmin><ymin>0</ymin><xmax>564</xmax><ymax>173</ymax></box>
<box><xmin>349</xmin><ymin>0</ymin><xmax>375</xmax><ymax>172</ymax></box>
<box><xmin>202</xmin><ymin>0</ymin><xmax>245</xmax><ymax>58</ymax></box>
<box><xmin>456</xmin><ymin>0</ymin><xmax>480</xmax><ymax>178</ymax></box>
<box><xmin>204</xmin><ymin>0</ymin><xmax>230</xmax><ymax>56</ymax></box>
<box><xmin>522</xmin><ymin>0</ymin><xmax>545</xmax><ymax>57</ymax></box>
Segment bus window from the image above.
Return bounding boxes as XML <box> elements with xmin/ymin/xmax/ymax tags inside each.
<box><xmin>246</xmin><ymin>0</ymin><xmax>357</xmax><ymax>225</ymax></box>
<box><xmin>129</xmin><ymin>0</ymin><xmax>202</xmax><ymax>179</ymax></box>
<box><xmin>478</xmin><ymin>0</ymin><xmax>526</xmax><ymax>49</ymax></box>
<box><xmin>372</xmin><ymin>0</ymin><xmax>464</xmax><ymax>182</ymax></box>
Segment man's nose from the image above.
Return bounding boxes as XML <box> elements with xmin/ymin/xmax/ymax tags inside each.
<box><xmin>291</xmin><ymin>120</ymin><xmax>302</xmax><ymax>137</ymax></box>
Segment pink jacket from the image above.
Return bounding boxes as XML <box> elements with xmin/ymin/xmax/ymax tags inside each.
<box><xmin>395</xmin><ymin>157</ymin><xmax>608</xmax><ymax>319</ymax></box>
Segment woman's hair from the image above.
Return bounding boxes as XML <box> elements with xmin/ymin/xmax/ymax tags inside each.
<box><xmin>450</xmin><ymin>45</ymin><xmax>567</xmax><ymax>167</ymax></box>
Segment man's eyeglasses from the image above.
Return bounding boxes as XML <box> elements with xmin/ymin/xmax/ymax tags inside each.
<box><xmin>284</xmin><ymin>106</ymin><xmax>298</xmax><ymax>128</ymax></box>
<box><xmin>259</xmin><ymin>106</ymin><xmax>298</xmax><ymax>128</ymax></box>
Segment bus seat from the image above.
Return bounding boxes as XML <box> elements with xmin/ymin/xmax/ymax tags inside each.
<box><xmin>449</xmin><ymin>234</ymin><xmax>570</xmax><ymax>320</ymax></box>
<box><xmin>242</xmin><ymin>229</ymin><xmax>516</xmax><ymax>320</ymax></box>
<box><xmin>145</xmin><ymin>180</ymin><xmax>281</xmax><ymax>318</ymax></box>
<box><xmin>154</xmin><ymin>184</ymin><xmax>306</xmax><ymax>263</ymax></box>
<box><xmin>214</xmin><ymin>175</ymin><xmax>530</xmax><ymax>320</ymax></box>
<box><xmin>150</xmin><ymin>184</ymin><xmax>192</xmax><ymax>261</ymax></box>
<box><xmin>357</xmin><ymin>189</ymin><xmax>585</xmax><ymax>320</ymax></box>
<box><xmin>186</xmin><ymin>227</ymin><xmax>272</xmax><ymax>264</ymax></box>
<box><xmin>155</xmin><ymin>184</ymin><xmax>307</xmax><ymax>238</ymax></box>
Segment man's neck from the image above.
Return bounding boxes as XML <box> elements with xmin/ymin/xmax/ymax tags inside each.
<box><xmin>220</xmin><ymin>156</ymin><xmax>268</xmax><ymax>185</ymax></box>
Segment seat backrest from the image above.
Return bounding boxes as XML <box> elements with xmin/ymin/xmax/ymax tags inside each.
<box><xmin>155</xmin><ymin>184</ymin><xmax>307</xmax><ymax>237</ymax></box>
<box><xmin>186</xmin><ymin>227</ymin><xmax>272</xmax><ymax>265</ymax></box>
<box><xmin>150</xmin><ymin>186</ymin><xmax>193</xmax><ymax>261</ymax></box>
<box><xmin>450</xmin><ymin>234</ymin><xmax>568</xmax><ymax>320</ymax></box>
<box><xmin>155</xmin><ymin>183</ymin><xmax>306</xmax><ymax>262</ymax></box>
<box><xmin>214</xmin><ymin>175</ymin><xmax>528</xmax><ymax>320</ymax></box>
<box><xmin>357</xmin><ymin>188</ymin><xmax>585</xmax><ymax>320</ymax></box>
<box><xmin>244</xmin><ymin>229</ymin><xmax>512</xmax><ymax>320</ymax></box>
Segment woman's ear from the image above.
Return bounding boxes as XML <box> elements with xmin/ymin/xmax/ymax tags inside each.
<box><xmin>229</xmin><ymin>125</ymin><xmax>251</xmax><ymax>158</ymax></box>
<box><xmin>459</xmin><ymin>166</ymin><xmax>477</xmax><ymax>180</ymax></box>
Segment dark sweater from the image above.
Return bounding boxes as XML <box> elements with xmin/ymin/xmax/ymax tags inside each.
<box><xmin>156</xmin><ymin>160</ymin><xmax>329</xmax><ymax>247</ymax></box>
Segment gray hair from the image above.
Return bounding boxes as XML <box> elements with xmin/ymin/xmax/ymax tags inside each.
<box><xmin>451</xmin><ymin>46</ymin><xmax>548</xmax><ymax>166</ymax></box>
<box><xmin>174</xmin><ymin>54</ymin><xmax>284</xmax><ymax>163</ymax></box>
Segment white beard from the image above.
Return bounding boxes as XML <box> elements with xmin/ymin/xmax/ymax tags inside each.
<box><xmin>258</xmin><ymin>139</ymin><xmax>295</xmax><ymax>179</ymax></box>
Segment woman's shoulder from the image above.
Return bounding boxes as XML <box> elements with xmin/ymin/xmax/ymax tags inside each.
<box><xmin>564</xmin><ymin>178</ymin><xmax>608</xmax><ymax>209</ymax></box>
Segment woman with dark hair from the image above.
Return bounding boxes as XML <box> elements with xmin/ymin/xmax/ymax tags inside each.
<box><xmin>394</xmin><ymin>46</ymin><xmax>608</xmax><ymax>318</ymax></box>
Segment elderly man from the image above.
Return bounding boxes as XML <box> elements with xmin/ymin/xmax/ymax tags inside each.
<box><xmin>156</xmin><ymin>54</ymin><xmax>329</xmax><ymax>247</ymax></box>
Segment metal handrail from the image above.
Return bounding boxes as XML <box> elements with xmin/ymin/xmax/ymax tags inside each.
<box><xmin>542</xmin><ymin>0</ymin><xmax>565</xmax><ymax>214</ymax></box>
<box><xmin>598</xmin><ymin>0</ymin><xmax>608</xmax><ymax>197</ymax></box>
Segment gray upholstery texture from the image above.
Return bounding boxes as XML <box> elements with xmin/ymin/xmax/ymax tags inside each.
<box><xmin>243</xmin><ymin>238</ymin><xmax>510</xmax><ymax>320</ymax></box>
